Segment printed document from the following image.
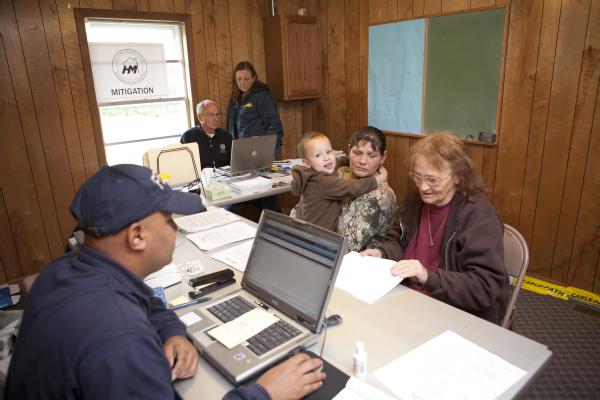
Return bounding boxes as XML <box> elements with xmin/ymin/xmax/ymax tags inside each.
<box><xmin>187</xmin><ymin>222</ymin><xmax>256</xmax><ymax>251</ymax></box>
<box><xmin>374</xmin><ymin>330</ymin><xmax>527</xmax><ymax>400</ymax></box>
<box><xmin>335</xmin><ymin>251</ymin><xmax>402</xmax><ymax>304</ymax></box>
<box><xmin>211</xmin><ymin>240</ymin><xmax>254</xmax><ymax>272</ymax></box>
<box><xmin>144</xmin><ymin>263</ymin><xmax>181</xmax><ymax>289</ymax></box>
<box><xmin>209</xmin><ymin>308</ymin><xmax>278</xmax><ymax>349</ymax></box>
<box><xmin>333</xmin><ymin>377</ymin><xmax>397</xmax><ymax>400</ymax></box>
<box><xmin>174</xmin><ymin>208</ymin><xmax>239</xmax><ymax>233</ymax></box>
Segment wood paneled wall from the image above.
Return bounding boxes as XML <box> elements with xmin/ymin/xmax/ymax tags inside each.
<box><xmin>1</xmin><ymin>0</ymin><xmax>599</xmax><ymax>294</ymax></box>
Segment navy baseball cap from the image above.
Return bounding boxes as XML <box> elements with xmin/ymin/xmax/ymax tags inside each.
<box><xmin>70</xmin><ymin>164</ymin><xmax>204</xmax><ymax>237</ymax></box>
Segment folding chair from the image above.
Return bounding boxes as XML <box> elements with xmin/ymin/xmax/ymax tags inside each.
<box><xmin>501</xmin><ymin>224</ymin><xmax>529</xmax><ymax>328</ymax></box>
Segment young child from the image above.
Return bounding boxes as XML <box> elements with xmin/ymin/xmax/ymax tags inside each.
<box><xmin>291</xmin><ymin>131</ymin><xmax>387</xmax><ymax>231</ymax></box>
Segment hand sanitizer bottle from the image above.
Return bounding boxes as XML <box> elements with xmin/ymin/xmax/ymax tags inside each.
<box><xmin>353</xmin><ymin>341</ymin><xmax>368</xmax><ymax>378</ymax></box>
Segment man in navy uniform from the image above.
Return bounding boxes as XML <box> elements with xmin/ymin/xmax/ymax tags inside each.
<box><xmin>5</xmin><ymin>164</ymin><xmax>325</xmax><ymax>400</ymax></box>
<box><xmin>181</xmin><ymin>100</ymin><xmax>232</xmax><ymax>170</ymax></box>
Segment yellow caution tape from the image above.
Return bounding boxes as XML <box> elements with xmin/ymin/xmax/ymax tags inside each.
<box><xmin>520</xmin><ymin>276</ymin><xmax>600</xmax><ymax>308</ymax></box>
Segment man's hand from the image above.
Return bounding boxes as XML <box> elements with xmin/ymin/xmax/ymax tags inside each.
<box><xmin>360</xmin><ymin>248</ymin><xmax>383</xmax><ymax>258</ymax></box>
<box><xmin>163</xmin><ymin>335</ymin><xmax>199</xmax><ymax>381</ymax></box>
<box><xmin>391</xmin><ymin>259</ymin><xmax>428</xmax><ymax>284</ymax></box>
<box><xmin>257</xmin><ymin>353</ymin><xmax>326</xmax><ymax>400</ymax></box>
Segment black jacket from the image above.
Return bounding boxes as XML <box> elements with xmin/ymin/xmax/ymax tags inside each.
<box><xmin>180</xmin><ymin>125</ymin><xmax>232</xmax><ymax>169</ymax></box>
<box><xmin>227</xmin><ymin>84</ymin><xmax>284</xmax><ymax>157</ymax></box>
<box><xmin>378</xmin><ymin>191</ymin><xmax>509</xmax><ymax>324</ymax></box>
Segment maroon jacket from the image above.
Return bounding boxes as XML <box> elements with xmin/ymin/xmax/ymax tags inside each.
<box><xmin>291</xmin><ymin>166</ymin><xmax>377</xmax><ymax>232</ymax></box>
<box><xmin>377</xmin><ymin>191</ymin><xmax>509</xmax><ymax>324</ymax></box>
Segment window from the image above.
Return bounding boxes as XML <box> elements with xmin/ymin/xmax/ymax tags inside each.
<box><xmin>84</xmin><ymin>18</ymin><xmax>193</xmax><ymax>165</ymax></box>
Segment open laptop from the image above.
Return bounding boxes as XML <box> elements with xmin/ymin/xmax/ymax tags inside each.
<box><xmin>181</xmin><ymin>210</ymin><xmax>346</xmax><ymax>384</ymax></box>
<box><xmin>229</xmin><ymin>135</ymin><xmax>277</xmax><ymax>177</ymax></box>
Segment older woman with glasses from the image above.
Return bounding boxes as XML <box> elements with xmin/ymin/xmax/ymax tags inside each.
<box><xmin>362</xmin><ymin>132</ymin><xmax>508</xmax><ymax>324</ymax></box>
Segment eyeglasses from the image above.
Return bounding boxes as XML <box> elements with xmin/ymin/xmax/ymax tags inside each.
<box><xmin>202</xmin><ymin>112</ymin><xmax>221</xmax><ymax>118</ymax></box>
<box><xmin>408</xmin><ymin>171</ymin><xmax>451</xmax><ymax>187</ymax></box>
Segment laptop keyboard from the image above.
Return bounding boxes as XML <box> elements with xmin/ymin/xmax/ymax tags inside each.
<box><xmin>207</xmin><ymin>295</ymin><xmax>302</xmax><ymax>356</ymax></box>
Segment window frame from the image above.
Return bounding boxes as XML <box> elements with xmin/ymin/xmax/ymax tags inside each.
<box><xmin>75</xmin><ymin>8</ymin><xmax>199</xmax><ymax>165</ymax></box>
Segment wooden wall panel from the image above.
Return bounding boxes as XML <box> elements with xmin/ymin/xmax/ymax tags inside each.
<box><xmin>0</xmin><ymin>36</ymin><xmax>52</xmax><ymax>277</ymax></box>
<box><xmin>552</xmin><ymin>0</ymin><xmax>600</xmax><ymax>284</ymax></box>
<box><xmin>493</xmin><ymin>0</ymin><xmax>542</xmax><ymax>227</ymax></box>
<box><xmin>529</xmin><ymin>0</ymin><xmax>590</xmax><ymax>275</ymax></box>
<box><xmin>518</xmin><ymin>0</ymin><xmax>560</xmax><ymax>251</ymax></box>
<box><xmin>13</xmin><ymin>0</ymin><xmax>76</xmax><ymax>240</ymax></box>
<box><xmin>0</xmin><ymin>1</ymin><xmax>65</xmax><ymax>262</ymax></box>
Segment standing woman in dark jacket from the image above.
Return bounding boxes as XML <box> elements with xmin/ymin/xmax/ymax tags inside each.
<box><xmin>362</xmin><ymin>133</ymin><xmax>509</xmax><ymax>324</ymax></box>
<box><xmin>227</xmin><ymin>61</ymin><xmax>284</xmax><ymax>159</ymax></box>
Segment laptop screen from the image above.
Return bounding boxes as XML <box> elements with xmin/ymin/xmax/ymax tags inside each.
<box><xmin>242</xmin><ymin>212</ymin><xmax>343</xmax><ymax>330</ymax></box>
<box><xmin>230</xmin><ymin>135</ymin><xmax>277</xmax><ymax>174</ymax></box>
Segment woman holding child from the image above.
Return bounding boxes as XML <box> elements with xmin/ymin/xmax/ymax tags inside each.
<box><xmin>291</xmin><ymin>131</ymin><xmax>387</xmax><ymax>232</ymax></box>
<box><xmin>337</xmin><ymin>127</ymin><xmax>397</xmax><ymax>251</ymax></box>
<box><xmin>362</xmin><ymin>133</ymin><xmax>508</xmax><ymax>324</ymax></box>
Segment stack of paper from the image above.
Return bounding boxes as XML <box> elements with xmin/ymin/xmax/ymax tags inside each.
<box><xmin>374</xmin><ymin>330</ymin><xmax>527</xmax><ymax>400</ymax></box>
<box><xmin>144</xmin><ymin>263</ymin><xmax>181</xmax><ymax>289</ymax></box>
<box><xmin>187</xmin><ymin>221</ymin><xmax>256</xmax><ymax>251</ymax></box>
<box><xmin>335</xmin><ymin>251</ymin><xmax>402</xmax><ymax>304</ymax></box>
<box><xmin>174</xmin><ymin>208</ymin><xmax>239</xmax><ymax>233</ymax></box>
<box><xmin>229</xmin><ymin>177</ymin><xmax>272</xmax><ymax>194</ymax></box>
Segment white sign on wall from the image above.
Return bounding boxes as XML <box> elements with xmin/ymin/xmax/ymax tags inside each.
<box><xmin>89</xmin><ymin>43</ymin><xmax>167</xmax><ymax>103</ymax></box>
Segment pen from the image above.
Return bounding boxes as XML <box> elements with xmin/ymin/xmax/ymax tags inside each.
<box><xmin>169</xmin><ymin>296</ymin><xmax>212</xmax><ymax>311</ymax></box>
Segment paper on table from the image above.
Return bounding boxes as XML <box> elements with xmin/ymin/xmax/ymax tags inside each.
<box><xmin>187</xmin><ymin>222</ymin><xmax>256</xmax><ymax>251</ymax></box>
<box><xmin>334</xmin><ymin>252</ymin><xmax>402</xmax><ymax>304</ymax></box>
<box><xmin>333</xmin><ymin>377</ymin><xmax>398</xmax><ymax>400</ymax></box>
<box><xmin>208</xmin><ymin>308</ymin><xmax>278</xmax><ymax>349</ymax></box>
<box><xmin>211</xmin><ymin>240</ymin><xmax>254</xmax><ymax>272</ymax></box>
<box><xmin>374</xmin><ymin>330</ymin><xmax>527</xmax><ymax>400</ymax></box>
<box><xmin>144</xmin><ymin>263</ymin><xmax>181</xmax><ymax>289</ymax></box>
<box><xmin>174</xmin><ymin>208</ymin><xmax>239</xmax><ymax>233</ymax></box>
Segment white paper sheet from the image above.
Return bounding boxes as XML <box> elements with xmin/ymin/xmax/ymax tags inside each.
<box><xmin>374</xmin><ymin>330</ymin><xmax>527</xmax><ymax>400</ymax></box>
<box><xmin>187</xmin><ymin>222</ymin><xmax>256</xmax><ymax>251</ymax></box>
<box><xmin>174</xmin><ymin>208</ymin><xmax>239</xmax><ymax>233</ymax></box>
<box><xmin>333</xmin><ymin>378</ymin><xmax>398</xmax><ymax>400</ymax></box>
<box><xmin>334</xmin><ymin>252</ymin><xmax>402</xmax><ymax>304</ymax></box>
<box><xmin>144</xmin><ymin>263</ymin><xmax>181</xmax><ymax>289</ymax></box>
<box><xmin>208</xmin><ymin>308</ymin><xmax>279</xmax><ymax>349</ymax></box>
<box><xmin>211</xmin><ymin>240</ymin><xmax>254</xmax><ymax>272</ymax></box>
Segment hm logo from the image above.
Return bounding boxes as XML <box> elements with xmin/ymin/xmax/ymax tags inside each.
<box><xmin>121</xmin><ymin>57</ymin><xmax>139</xmax><ymax>74</ymax></box>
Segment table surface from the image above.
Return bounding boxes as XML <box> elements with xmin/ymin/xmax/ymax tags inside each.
<box><xmin>169</xmin><ymin>222</ymin><xmax>552</xmax><ymax>400</ymax></box>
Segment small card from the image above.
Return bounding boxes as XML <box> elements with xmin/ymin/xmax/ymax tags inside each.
<box><xmin>179</xmin><ymin>312</ymin><xmax>203</xmax><ymax>327</ymax></box>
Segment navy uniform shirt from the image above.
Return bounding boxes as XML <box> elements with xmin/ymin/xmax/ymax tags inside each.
<box><xmin>180</xmin><ymin>125</ymin><xmax>232</xmax><ymax>170</ymax></box>
<box><xmin>5</xmin><ymin>246</ymin><xmax>269</xmax><ymax>400</ymax></box>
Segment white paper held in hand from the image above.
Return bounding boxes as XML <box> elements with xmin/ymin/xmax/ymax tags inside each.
<box><xmin>335</xmin><ymin>251</ymin><xmax>402</xmax><ymax>304</ymax></box>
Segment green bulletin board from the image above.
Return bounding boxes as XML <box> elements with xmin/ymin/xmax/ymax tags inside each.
<box><xmin>423</xmin><ymin>9</ymin><xmax>505</xmax><ymax>138</ymax></box>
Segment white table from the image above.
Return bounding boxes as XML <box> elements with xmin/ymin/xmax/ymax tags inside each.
<box><xmin>170</xmin><ymin>226</ymin><xmax>552</xmax><ymax>399</ymax></box>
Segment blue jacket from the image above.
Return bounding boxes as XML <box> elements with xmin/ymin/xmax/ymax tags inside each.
<box><xmin>5</xmin><ymin>246</ymin><xmax>269</xmax><ymax>400</ymax></box>
<box><xmin>227</xmin><ymin>84</ymin><xmax>284</xmax><ymax>156</ymax></box>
